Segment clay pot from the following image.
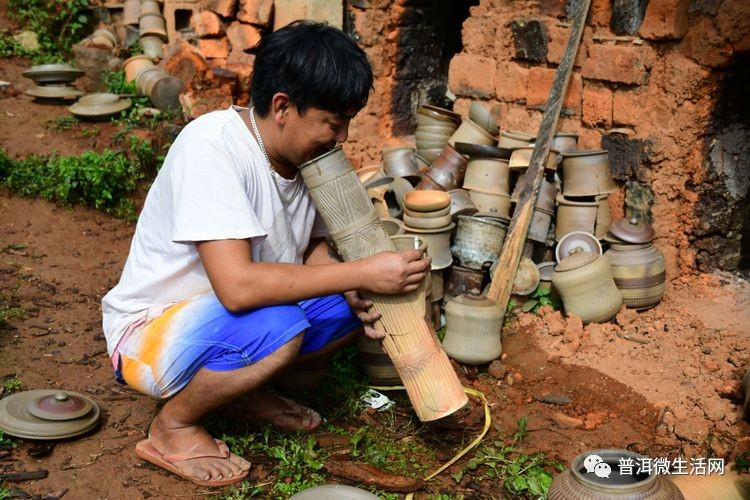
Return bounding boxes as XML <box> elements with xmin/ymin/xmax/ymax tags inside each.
<box><xmin>468</xmin><ymin>189</ymin><xmax>511</xmax><ymax>217</ymax></box>
<box><xmin>498</xmin><ymin>130</ymin><xmax>534</xmax><ymax>149</ymax></box>
<box><xmin>403</xmin><ymin>223</ymin><xmax>455</xmax><ymax>270</ymax></box>
<box><xmin>537</xmin><ymin>261</ymin><xmax>557</xmax><ymax>296</ymax></box>
<box><xmin>123</xmin><ymin>0</ymin><xmax>140</xmax><ymax>25</ymax></box>
<box><xmin>561</xmin><ymin>149</ymin><xmax>617</xmax><ymax>196</ymax></box>
<box><xmin>425</xmin><ymin>144</ymin><xmax>468</xmax><ymax>191</ymax></box>
<box><xmin>139</xmin><ymin>13</ymin><xmax>168</xmax><ymax>40</ymax></box>
<box><xmin>548</xmin><ymin>449</ymin><xmax>684</xmax><ymax>500</ymax></box>
<box><xmin>447</xmin><ymin>189</ymin><xmax>477</xmax><ymax>220</ymax></box>
<box><xmin>444</xmin><ymin>265</ymin><xmax>486</xmax><ymax>304</ymax></box>
<box><xmin>415</xmin><ymin>172</ymin><xmax>447</xmax><ymax>191</ymax></box>
<box><xmin>672</xmin><ymin>466</ymin><xmax>750</xmax><ymax>500</ymax></box>
<box><xmin>139</xmin><ymin>35</ymin><xmax>165</xmax><ymax>59</ymax></box>
<box><xmin>391</xmin><ymin>234</ymin><xmax>429</xmax><ymax>315</ymax></box>
<box><xmin>609</xmin><ymin>217</ymin><xmax>655</xmax><ymax>244</ymax></box>
<box><xmin>403</xmin><ymin>205</ymin><xmax>450</xmax><ymax>219</ymax></box>
<box><xmin>368</xmin><ymin>185</ymin><xmax>400</xmax><ymax>219</ymax></box>
<box><xmin>124</xmin><ymin>54</ymin><xmax>155</xmax><ymax>83</ymax></box>
<box><xmin>89</xmin><ymin>29</ymin><xmax>118</xmax><ymax>48</ymax></box>
<box><xmin>356</xmin><ymin>336</ymin><xmax>401</xmax><ymax>386</ymax></box>
<box><xmin>416</xmin><ymin>148</ymin><xmax>444</xmax><ymax>164</ymax></box>
<box><xmin>511</xmin><ymin>174</ymin><xmax>557</xmax><ymax>212</ymax></box>
<box><xmin>140</xmin><ymin>0</ymin><xmax>161</xmax><ymax>16</ymax></box>
<box><xmin>528</xmin><ymin>208</ymin><xmax>554</xmax><ymax>244</ymax></box>
<box><xmin>511</xmin><ymin>257</ymin><xmax>541</xmax><ymax>295</ymax></box>
<box><xmin>380</xmin><ymin>217</ymin><xmax>404</xmax><ymax>236</ymax></box>
<box><xmin>403</xmin><ymin>190</ymin><xmax>450</xmax><ymax>213</ymax></box>
<box><xmin>403</xmin><ymin>212</ymin><xmax>452</xmax><ymax>230</ymax></box>
<box><xmin>448</xmin><ymin>117</ymin><xmax>497</xmax><ymax>147</ymax></box>
<box><xmin>552</xmin><ymin>251</ymin><xmax>622</xmax><ymax>324</ymax></box>
<box><xmin>414</xmin><ymin>153</ymin><xmax>430</xmax><ymax>174</ymax></box>
<box><xmin>508</xmin><ymin>147</ymin><xmax>559</xmax><ymax>171</ymax></box>
<box><xmin>417</xmin><ymin>104</ymin><xmax>461</xmax><ymax>125</ymax></box>
<box><xmin>463</xmin><ymin>157</ymin><xmax>510</xmax><ymax>194</ymax></box>
<box><xmin>555</xmin><ymin>195</ymin><xmax>599</xmax><ymax>240</ymax></box>
<box><xmin>357</xmin><ymin>165</ymin><xmax>392</xmax><ymax>189</ymax></box>
<box><xmin>431</xmin><ymin>269</ymin><xmax>444</xmax><ymax>301</ymax></box>
<box><xmin>149</xmin><ymin>74</ymin><xmax>183</xmax><ymax>110</ymax></box>
<box><xmin>550</xmin><ymin>132</ymin><xmax>579</xmax><ymax>154</ymax></box>
<box><xmin>468</xmin><ymin>101</ymin><xmax>499</xmax><ymax>136</ymax></box>
<box><xmin>595</xmin><ymin>194</ymin><xmax>611</xmax><ymax>237</ymax></box>
<box><xmin>605</xmin><ymin>240</ymin><xmax>666</xmax><ymax>309</ymax></box>
<box><xmin>382</xmin><ymin>147</ymin><xmax>421</xmax><ymax>185</ymax></box>
<box><xmin>556</xmin><ymin>231</ymin><xmax>602</xmax><ymax>262</ymax></box>
<box><xmin>452</xmin><ymin>215</ymin><xmax>507</xmax><ymax>270</ymax></box>
<box><xmin>442</xmin><ymin>289</ymin><xmax>504</xmax><ymax>365</ymax></box>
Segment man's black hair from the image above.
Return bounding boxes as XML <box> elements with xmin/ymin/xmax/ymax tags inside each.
<box><xmin>250</xmin><ymin>20</ymin><xmax>373</xmax><ymax>118</ymax></box>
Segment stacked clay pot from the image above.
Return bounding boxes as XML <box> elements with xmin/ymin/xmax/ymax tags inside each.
<box><xmin>604</xmin><ymin>218</ymin><xmax>666</xmax><ymax>309</ymax></box>
<box><xmin>414</xmin><ymin>104</ymin><xmax>461</xmax><ymax>162</ymax></box>
<box><xmin>22</xmin><ymin>64</ymin><xmax>85</xmax><ymax>103</ymax></box>
<box><xmin>402</xmin><ymin>191</ymin><xmax>454</xmax><ymax>268</ymax></box>
<box><xmin>417</xmin><ymin>144</ymin><xmax>468</xmax><ymax>192</ymax></box>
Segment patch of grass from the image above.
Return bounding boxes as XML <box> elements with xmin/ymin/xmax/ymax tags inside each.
<box><xmin>2</xmin><ymin>376</ymin><xmax>21</xmax><ymax>394</ymax></box>
<box><xmin>46</xmin><ymin>115</ymin><xmax>79</xmax><ymax>132</ymax></box>
<box><xmin>101</xmin><ymin>69</ymin><xmax>136</xmax><ymax>96</ymax></box>
<box><xmin>0</xmin><ymin>486</ymin><xmax>13</xmax><ymax>500</ymax></box>
<box><xmin>349</xmin><ymin>421</ymin><xmax>434</xmax><ymax>477</ymax></box>
<box><xmin>0</xmin><ymin>148</ymin><xmax>144</xmax><ymax>219</ymax></box>
<box><xmin>210</xmin><ymin>481</ymin><xmax>263</xmax><ymax>499</ymax></box>
<box><xmin>7</xmin><ymin>0</ymin><xmax>92</xmax><ymax>62</ymax></box>
<box><xmin>0</xmin><ymin>305</ymin><xmax>26</xmax><ymax>331</ymax></box>
<box><xmin>452</xmin><ymin>417</ymin><xmax>564</xmax><ymax>499</ymax></box>
<box><xmin>0</xmin><ymin>431</ymin><xmax>15</xmax><ymax>450</ymax></box>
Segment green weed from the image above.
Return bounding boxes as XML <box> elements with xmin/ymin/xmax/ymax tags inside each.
<box><xmin>0</xmin><ymin>148</ymin><xmax>143</xmax><ymax>219</ymax></box>
<box><xmin>2</xmin><ymin>376</ymin><xmax>21</xmax><ymax>394</ymax></box>
<box><xmin>0</xmin><ymin>486</ymin><xmax>12</xmax><ymax>500</ymax></box>
<box><xmin>521</xmin><ymin>286</ymin><xmax>562</xmax><ymax>314</ymax></box>
<box><xmin>7</xmin><ymin>0</ymin><xmax>91</xmax><ymax>61</ymax></box>
<box><xmin>349</xmin><ymin>423</ymin><xmax>433</xmax><ymax>476</ymax></box>
<box><xmin>101</xmin><ymin>69</ymin><xmax>137</xmax><ymax>96</ymax></box>
<box><xmin>0</xmin><ymin>305</ymin><xmax>26</xmax><ymax>331</ymax></box>
<box><xmin>452</xmin><ymin>417</ymin><xmax>564</xmax><ymax>499</ymax></box>
<box><xmin>0</xmin><ymin>431</ymin><xmax>14</xmax><ymax>450</ymax></box>
<box><xmin>46</xmin><ymin>115</ymin><xmax>80</xmax><ymax>131</ymax></box>
<box><xmin>267</xmin><ymin>434</ymin><xmax>326</xmax><ymax>497</ymax></box>
<box><xmin>210</xmin><ymin>480</ymin><xmax>264</xmax><ymax>499</ymax></box>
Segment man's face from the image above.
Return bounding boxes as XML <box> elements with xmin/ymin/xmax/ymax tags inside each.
<box><xmin>281</xmin><ymin>105</ymin><xmax>355</xmax><ymax>167</ymax></box>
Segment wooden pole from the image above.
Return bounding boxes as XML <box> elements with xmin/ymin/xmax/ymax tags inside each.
<box><xmin>487</xmin><ymin>0</ymin><xmax>592</xmax><ymax>307</ymax></box>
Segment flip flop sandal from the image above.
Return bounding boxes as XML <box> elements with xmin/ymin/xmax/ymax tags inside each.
<box><xmin>135</xmin><ymin>438</ymin><xmax>249</xmax><ymax>487</ymax></box>
<box><xmin>251</xmin><ymin>396</ymin><xmax>322</xmax><ymax>432</ymax></box>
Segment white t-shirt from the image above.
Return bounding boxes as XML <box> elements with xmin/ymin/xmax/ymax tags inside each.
<box><xmin>102</xmin><ymin>106</ymin><xmax>327</xmax><ymax>356</ymax></box>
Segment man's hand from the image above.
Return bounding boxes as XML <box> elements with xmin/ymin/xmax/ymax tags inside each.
<box><xmin>344</xmin><ymin>290</ymin><xmax>385</xmax><ymax>340</ymax></box>
<box><xmin>359</xmin><ymin>249</ymin><xmax>431</xmax><ymax>294</ymax></box>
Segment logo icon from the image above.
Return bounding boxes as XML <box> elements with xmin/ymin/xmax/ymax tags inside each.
<box><xmin>584</xmin><ymin>454</ymin><xmax>603</xmax><ymax>473</ymax></box>
<box><xmin>594</xmin><ymin>462</ymin><xmax>612</xmax><ymax>478</ymax></box>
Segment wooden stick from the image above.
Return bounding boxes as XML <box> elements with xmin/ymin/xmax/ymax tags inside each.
<box><xmin>487</xmin><ymin>0</ymin><xmax>592</xmax><ymax>308</ymax></box>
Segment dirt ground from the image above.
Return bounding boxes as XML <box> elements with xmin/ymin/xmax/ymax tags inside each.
<box><xmin>1</xmin><ymin>43</ymin><xmax>749</xmax><ymax>500</ymax></box>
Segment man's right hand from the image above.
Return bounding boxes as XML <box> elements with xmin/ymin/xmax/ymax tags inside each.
<box><xmin>359</xmin><ymin>249</ymin><xmax>431</xmax><ymax>294</ymax></box>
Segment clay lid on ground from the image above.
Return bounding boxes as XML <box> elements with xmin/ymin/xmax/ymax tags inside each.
<box><xmin>26</xmin><ymin>85</ymin><xmax>84</xmax><ymax>101</ymax></box>
<box><xmin>555</xmin><ymin>250</ymin><xmax>599</xmax><ymax>272</ymax></box>
<box><xmin>556</xmin><ymin>231</ymin><xmax>602</xmax><ymax>263</ymax></box>
<box><xmin>22</xmin><ymin>64</ymin><xmax>85</xmax><ymax>84</ymax></box>
<box><xmin>69</xmin><ymin>93</ymin><xmax>131</xmax><ymax>118</ymax></box>
<box><xmin>609</xmin><ymin>218</ymin><xmax>655</xmax><ymax>244</ymax></box>
<box><xmin>0</xmin><ymin>389</ymin><xmax>100</xmax><ymax>439</ymax></box>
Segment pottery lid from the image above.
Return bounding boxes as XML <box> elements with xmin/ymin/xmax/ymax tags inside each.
<box><xmin>537</xmin><ymin>261</ymin><xmax>557</xmax><ymax>281</ymax></box>
<box><xmin>555</xmin><ymin>250</ymin><xmax>599</xmax><ymax>272</ymax></box>
<box><xmin>453</xmin><ymin>288</ymin><xmax>501</xmax><ymax>308</ymax></box>
<box><xmin>0</xmin><ymin>389</ymin><xmax>100</xmax><ymax>440</ymax></box>
<box><xmin>26</xmin><ymin>85</ymin><xmax>84</xmax><ymax>100</ymax></box>
<box><xmin>69</xmin><ymin>93</ymin><xmax>131</xmax><ymax>117</ymax></box>
<box><xmin>454</xmin><ymin>142</ymin><xmax>512</xmax><ymax>159</ymax></box>
<box><xmin>512</xmin><ymin>257</ymin><xmax>540</xmax><ymax>295</ymax></box>
<box><xmin>556</xmin><ymin>231</ymin><xmax>602</xmax><ymax>262</ymax></box>
<box><xmin>22</xmin><ymin>64</ymin><xmax>85</xmax><ymax>84</ymax></box>
<box><xmin>609</xmin><ymin>217</ymin><xmax>655</xmax><ymax>243</ymax></box>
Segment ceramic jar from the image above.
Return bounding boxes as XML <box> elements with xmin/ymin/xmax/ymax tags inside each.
<box><xmin>555</xmin><ymin>195</ymin><xmax>599</xmax><ymax>240</ymax></box>
<box><xmin>442</xmin><ymin>289</ymin><xmax>504</xmax><ymax>365</ymax></box>
<box><xmin>548</xmin><ymin>449</ymin><xmax>684</xmax><ymax>500</ymax></box>
<box><xmin>560</xmin><ymin>149</ymin><xmax>618</xmax><ymax>196</ymax></box>
<box><xmin>403</xmin><ymin>224</ymin><xmax>455</xmax><ymax>270</ymax></box>
<box><xmin>552</xmin><ymin>251</ymin><xmax>622</xmax><ymax>323</ymax></box>
<box><xmin>605</xmin><ymin>241</ymin><xmax>666</xmax><ymax>309</ymax></box>
<box><xmin>452</xmin><ymin>215</ymin><xmax>507</xmax><ymax>270</ymax></box>
<box><xmin>468</xmin><ymin>189</ymin><xmax>511</xmax><ymax>217</ymax></box>
<box><xmin>463</xmin><ymin>157</ymin><xmax>510</xmax><ymax>194</ymax></box>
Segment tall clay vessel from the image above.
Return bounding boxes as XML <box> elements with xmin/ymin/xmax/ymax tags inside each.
<box><xmin>299</xmin><ymin>146</ymin><xmax>468</xmax><ymax>421</ymax></box>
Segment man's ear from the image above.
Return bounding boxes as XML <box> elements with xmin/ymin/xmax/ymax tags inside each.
<box><xmin>270</xmin><ymin>93</ymin><xmax>291</xmax><ymax>125</ymax></box>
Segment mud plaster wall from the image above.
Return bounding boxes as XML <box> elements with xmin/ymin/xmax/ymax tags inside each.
<box><xmin>344</xmin><ymin>0</ymin><xmax>750</xmax><ymax>278</ymax></box>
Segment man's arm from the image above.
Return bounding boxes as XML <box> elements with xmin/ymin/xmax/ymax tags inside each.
<box><xmin>196</xmin><ymin>238</ymin><xmax>430</xmax><ymax>314</ymax></box>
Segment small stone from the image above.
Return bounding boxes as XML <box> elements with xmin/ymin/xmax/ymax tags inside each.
<box><xmin>487</xmin><ymin>360</ymin><xmax>507</xmax><ymax>379</ymax></box>
<box><xmin>552</xmin><ymin>412</ymin><xmax>583</xmax><ymax>428</ymax></box>
<box><xmin>505</xmin><ymin>373</ymin><xmax>514</xmax><ymax>386</ymax></box>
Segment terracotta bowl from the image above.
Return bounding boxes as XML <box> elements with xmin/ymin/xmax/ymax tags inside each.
<box><xmin>403</xmin><ymin>190</ymin><xmax>451</xmax><ymax>212</ymax></box>
<box><xmin>403</xmin><ymin>212</ymin><xmax>453</xmax><ymax>230</ymax></box>
<box><xmin>403</xmin><ymin>205</ymin><xmax>451</xmax><ymax>219</ymax></box>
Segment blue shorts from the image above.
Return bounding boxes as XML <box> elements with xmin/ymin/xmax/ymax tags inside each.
<box><xmin>114</xmin><ymin>294</ymin><xmax>360</xmax><ymax>398</ymax></box>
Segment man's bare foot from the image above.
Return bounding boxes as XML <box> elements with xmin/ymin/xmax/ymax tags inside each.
<box><xmin>136</xmin><ymin>413</ymin><xmax>251</xmax><ymax>486</ymax></box>
<box><xmin>221</xmin><ymin>390</ymin><xmax>322</xmax><ymax>431</ymax></box>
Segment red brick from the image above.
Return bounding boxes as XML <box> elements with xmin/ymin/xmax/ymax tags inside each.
<box><xmin>539</xmin><ymin>0</ymin><xmax>565</xmax><ymax>18</ymax></box>
<box><xmin>226</xmin><ymin>21</ymin><xmax>262</xmax><ymax>52</ymax></box>
<box><xmin>209</xmin><ymin>0</ymin><xmax>237</xmax><ymax>18</ymax></box>
<box><xmin>352</xmin><ymin>8</ymin><xmax>387</xmax><ymax>47</ymax></box>
<box><xmin>590</xmin><ymin>0</ymin><xmax>612</xmax><ymax>27</ymax></box>
<box><xmin>198</xmin><ymin>37</ymin><xmax>230</xmax><ymax>59</ymax></box>
<box><xmin>191</xmin><ymin>10</ymin><xmax>224</xmax><ymax>37</ymax></box>
<box><xmin>225</xmin><ymin>61</ymin><xmax>253</xmax><ymax>91</ymax></box>
<box><xmin>227</xmin><ymin>47</ymin><xmax>255</xmax><ymax>66</ymax></box>
<box><xmin>640</xmin><ymin>0</ymin><xmax>689</xmax><ymax>40</ymax></box>
<box><xmin>546</xmin><ymin>22</ymin><xmax>587</xmax><ymax>67</ymax></box>
<box><xmin>612</xmin><ymin>88</ymin><xmax>642</xmax><ymax>126</ymax></box>
<box><xmin>526</xmin><ymin>66</ymin><xmax>582</xmax><ymax>115</ymax></box>
<box><xmin>461</xmin><ymin>16</ymin><xmax>497</xmax><ymax>58</ymax></box>
<box><xmin>237</xmin><ymin>0</ymin><xmax>273</xmax><ymax>27</ymax></box>
<box><xmin>180</xmin><ymin>84</ymin><xmax>234</xmax><ymax>119</ymax></box>
<box><xmin>582</xmin><ymin>44</ymin><xmax>654</xmax><ymax>84</ymax></box>
<box><xmin>162</xmin><ymin>39</ymin><xmax>210</xmax><ymax>84</ymax></box>
<box><xmin>495</xmin><ymin>62</ymin><xmax>527</xmax><ymax>102</ymax></box>
<box><xmin>582</xmin><ymin>83</ymin><xmax>612</xmax><ymax>127</ymax></box>
<box><xmin>448</xmin><ymin>53</ymin><xmax>496</xmax><ymax>99</ymax></box>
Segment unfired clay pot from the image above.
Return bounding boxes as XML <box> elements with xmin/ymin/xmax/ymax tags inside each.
<box><xmin>605</xmin><ymin>237</ymin><xmax>665</xmax><ymax>309</ymax></box>
<box><xmin>463</xmin><ymin>157</ymin><xmax>510</xmax><ymax>194</ymax></box>
<box><xmin>498</xmin><ymin>130</ymin><xmax>534</xmax><ymax>149</ymax></box>
<box><xmin>561</xmin><ymin>149</ymin><xmax>617</xmax><ymax>197</ymax></box>
<box><xmin>452</xmin><ymin>215</ymin><xmax>507</xmax><ymax>270</ymax></box>
<box><xmin>448</xmin><ymin>117</ymin><xmax>497</xmax><ymax>147</ymax></box>
<box><xmin>552</xmin><ymin>250</ymin><xmax>622</xmax><ymax>324</ymax></box>
<box><xmin>442</xmin><ymin>289</ymin><xmax>504</xmax><ymax>365</ymax></box>
<box><xmin>468</xmin><ymin>189</ymin><xmax>511</xmax><ymax>217</ymax></box>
